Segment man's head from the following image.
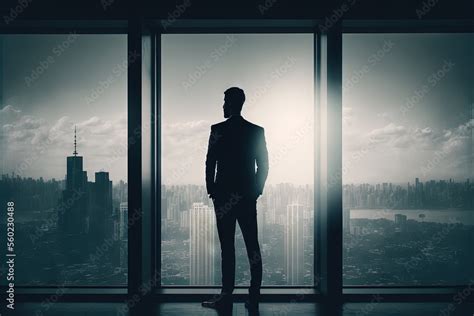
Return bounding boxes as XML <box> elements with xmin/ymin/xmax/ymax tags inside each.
<box><xmin>223</xmin><ymin>87</ymin><xmax>245</xmax><ymax>118</ymax></box>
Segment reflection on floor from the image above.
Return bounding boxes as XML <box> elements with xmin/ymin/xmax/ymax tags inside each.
<box><xmin>8</xmin><ymin>302</ymin><xmax>474</xmax><ymax>315</ymax></box>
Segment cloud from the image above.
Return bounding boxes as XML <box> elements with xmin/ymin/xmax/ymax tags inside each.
<box><xmin>162</xmin><ymin>120</ymin><xmax>212</xmax><ymax>184</ymax></box>
<box><xmin>440</xmin><ymin>119</ymin><xmax>473</xmax><ymax>154</ymax></box>
<box><xmin>163</xmin><ymin>120</ymin><xmax>210</xmax><ymax>155</ymax></box>
<box><xmin>377</xmin><ymin>112</ymin><xmax>391</xmax><ymax>121</ymax></box>
<box><xmin>362</xmin><ymin>119</ymin><xmax>472</xmax><ymax>152</ymax></box>
<box><xmin>2</xmin><ymin>115</ymin><xmax>47</xmax><ymax>144</ymax></box>
<box><xmin>368</xmin><ymin>123</ymin><xmax>407</xmax><ymax>145</ymax></box>
<box><xmin>0</xmin><ymin>105</ymin><xmax>22</xmax><ymax>121</ymax></box>
<box><xmin>343</xmin><ymin>106</ymin><xmax>354</xmax><ymax>126</ymax></box>
<box><xmin>344</xmin><ymin>118</ymin><xmax>472</xmax><ymax>182</ymax></box>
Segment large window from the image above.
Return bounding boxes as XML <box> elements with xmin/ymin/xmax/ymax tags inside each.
<box><xmin>0</xmin><ymin>35</ymin><xmax>128</xmax><ymax>285</ymax></box>
<box><xmin>343</xmin><ymin>33</ymin><xmax>474</xmax><ymax>286</ymax></box>
<box><xmin>160</xmin><ymin>34</ymin><xmax>315</xmax><ymax>286</ymax></box>
<box><xmin>2</xmin><ymin>24</ymin><xmax>470</xmax><ymax>297</ymax></box>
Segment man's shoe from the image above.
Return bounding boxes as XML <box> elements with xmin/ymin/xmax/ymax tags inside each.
<box><xmin>202</xmin><ymin>294</ymin><xmax>232</xmax><ymax>309</ymax></box>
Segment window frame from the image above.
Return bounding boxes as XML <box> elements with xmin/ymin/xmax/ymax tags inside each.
<box><xmin>1</xmin><ymin>18</ymin><xmax>472</xmax><ymax>303</ymax></box>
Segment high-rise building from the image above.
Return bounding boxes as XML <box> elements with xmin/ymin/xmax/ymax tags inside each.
<box><xmin>89</xmin><ymin>171</ymin><xmax>113</xmax><ymax>240</ymax></box>
<box><xmin>161</xmin><ymin>191</ymin><xmax>168</xmax><ymax>220</ymax></box>
<box><xmin>180</xmin><ymin>210</ymin><xmax>190</xmax><ymax>229</ymax></box>
<box><xmin>57</xmin><ymin>127</ymin><xmax>91</xmax><ymax>262</ymax></box>
<box><xmin>285</xmin><ymin>203</ymin><xmax>305</xmax><ymax>285</ymax></box>
<box><xmin>119</xmin><ymin>202</ymin><xmax>128</xmax><ymax>240</ymax></box>
<box><xmin>343</xmin><ymin>208</ymin><xmax>351</xmax><ymax>233</ymax></box>
<box><xmin>257</xmin><ymin>199</ymin><xmax>265</xmax><ymax>243</ymax></box>
<box><xmin>119</xmin><ymin>202</ymin><xmax>128</xmax><ymax>268</ymax></box>
<box><xmin>189</xmin><ymin>202</ymin><xmax>216</xmax><ymax>285</ymax></box>
<box><xmin>59</xmin><ymin>126</ymin><xmax>89</xmax><ymax>235</ymax></box>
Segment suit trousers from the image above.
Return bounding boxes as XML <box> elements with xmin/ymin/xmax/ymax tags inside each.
<box><xmin>212</xmin><ymin>194</ymin><xmax>262</xmax><ymax>297</ymax></box>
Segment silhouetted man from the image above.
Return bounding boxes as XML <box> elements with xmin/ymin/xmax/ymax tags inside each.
<box><xmin>202</xmin><ymin>87</ymin><xmax>269</xmax><ymax>312</ymax></box>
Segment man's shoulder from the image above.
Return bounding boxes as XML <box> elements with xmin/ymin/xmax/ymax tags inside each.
<box><xmin>211</xmin><ymin>121</ymin><xmax>226</xmax><ymax>130</ymax></box>
<box><xmin>243</xmin><ymin>119</ymin><xmax>264</xmax><ymax>132</ymax></box>
<box><xmin>211</xmin><ymin>118</ymin><xmax>264</xmax><ymax>132</ymax></box>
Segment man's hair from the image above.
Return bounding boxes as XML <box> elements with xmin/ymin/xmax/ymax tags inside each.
<box><xmin>224</xmin><ymin>87</ymin><xmax>246</xmax><ymax>110</ymax></box>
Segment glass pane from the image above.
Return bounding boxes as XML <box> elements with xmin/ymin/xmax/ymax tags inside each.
<box><xmin>161</xmin><ymin>34</ymin><xmax>314</xmax><ymax>286</ymax></box>
<box><xmin>343</xmin><ymin>33</ymin><xmax>474</xmax><ymax>286</ymax></box>
<box><xmin>0</xmin><ymin>35</ymin><xmax>128</xmax><ymax>285</ymax></box>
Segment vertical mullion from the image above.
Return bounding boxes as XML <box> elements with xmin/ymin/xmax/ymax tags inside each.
<box><xmin>325</xmin><ymin>23</ymin><xmax>343</xmax><ymax>303</ymax></box>
<box><xmin>155</xmin><ymin>31</ymin><xmax>162</xmax><ymax>289</ymax></box>
<box><xmin>141</xmin><ymin>27</ymin><xmax>155</xmax><ymax>297</ymax></box>
<box><xmin>0</xmin><ymin>37</ymin><xmax>3</xmax><ymax>105</ymax></box>
<box><xmin>150</xmin><ymin>30</ymin><xmax>157</xmax><ymax>290</ymax></box>
<box><xmin>314</xmin><ymin>30</ymin><xmax>321</xmax><ymax>291</ymax></box>
<box><xmin>128</xmin><ymin>16</ymin><xmax>143</xmax><ymax>297</ymax></box>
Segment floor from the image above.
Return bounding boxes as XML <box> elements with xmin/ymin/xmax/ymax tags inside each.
<box><xmin>6</xmin><ymin>302</ymin><xmax>474</xmax><ymax>316</ymax></box>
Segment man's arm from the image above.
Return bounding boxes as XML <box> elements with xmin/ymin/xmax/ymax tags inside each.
<box><xmin>205</xmin><ymin>125</ymin><xmax>219</xmax><ymax>198</ymax></box>
<box><xmin>255</xmin><ymin>127</ymin><xmax>269</xmax><ymax>196</ymax></box>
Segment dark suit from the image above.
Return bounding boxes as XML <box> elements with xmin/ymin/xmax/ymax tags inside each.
<box><xmin>205</xmin><ymin>115</ymin><xmax>269</xmax><ymax>296</ymax></box>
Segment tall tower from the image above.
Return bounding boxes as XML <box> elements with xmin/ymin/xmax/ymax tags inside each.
<box><xmin>189</xmin><ymin>203</ymin><xmax>216</xmax><ymax>285</ymax></box>
<box><xmin>285</xmin><ymin>203</ymin><xmax>305</xmax><ymax>285</ymax></box>
<box><xmin>59</xmin><ymin>126</ymin><xmax>89</xmax><ymax>235</ymax></box>
<box><xmin>57</xmin><ymin>127</ymin><xmax>90</xmax><ymax>263</ymax></box>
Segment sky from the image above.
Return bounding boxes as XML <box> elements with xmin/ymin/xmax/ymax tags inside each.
<box><xmin>161</xmin><ymin>34</ymin><xmax>314</xmax><ymax>185</ymax></box>
<box><xmin>0</xmin><ymin>33</ymin><xmax>472</xmax><ymax>186</ymax></box>
<box><xmin>0</xmin><ymin>35</ymin><xmax>128</xmax><ymax>183</ymax></box>
<box><xmin>343</xmin><ymin>33</ymin><xmax>473</xmax><ymax>184</ymax></box>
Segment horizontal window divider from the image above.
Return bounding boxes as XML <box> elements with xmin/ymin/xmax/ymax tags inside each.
<box><xmin>159</xmin><ymin>285</ymin><xmax>316</xmax><ymax>288</ymax></box>
<box><xmin>10</xmin><ymin>287</ymin><xmax>127</xmax><ymax>294</ymax></box>
<box><xmin>342</xmin><ymin>19</ymin><xmax>474</xmax><ymax>33</ymax></box>
<box><xmin>156</xmin><ymin>287</ymin><xmax>320</xmax><ymax>302</ymax></box>
<box><xmin>343</xmin><ymin>289</ymin><xmax>474</xmax><ymax>302</ymax></box>
<box><xmin>344</xmin><ymin>285</ymin><xmax>473</xmax><ymax>289</ymax></box>
<box><xmin>0</xmin><ymin>19</ymin><xmax>128</xmax><ymax>34</ymax></box>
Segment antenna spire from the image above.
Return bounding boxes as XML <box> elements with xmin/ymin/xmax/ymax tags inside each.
<box><xmin>73</xmin><ymin>125</ymin><xmax>78</xmax><ymax>156</ymax></box>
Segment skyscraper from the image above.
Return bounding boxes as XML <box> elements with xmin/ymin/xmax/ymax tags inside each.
<box><xmin>89</xmin><ymin>171</ymin><xmax>113</xmax><ymax>240</ymax></box>
<box><xmin>343</xmin><ymin>208</ymin><xmax>351</xmax><ymax>233</ymax></box>
<box><xmin>57</xmin><ymin>127</ymin><xmax>91</xmax><ymax>262</ymax></box>
<box><xmin>189</xmin><ymin>202</ymin><xmax>216</xmax><ymax>285</ymax></box>
<box><xmin>119</xmin><ymin>202</ymin><xmax>128</xmax><ymax>240</ymax></box>
<box><xmin>257</xmin><ymin>199</ymin><xmax>265</xmax><ymax>243</ymax></box>
<box><xmin>119</xmin><ymin>202</ymin><xmax>128</xmax><ymax>268</ymax></box>
<box><xmin>180</xmin><ymin>210</ymin><xmax>190</xmax><ymax>229</ymax></box>
<box><xmin>285</xmin><ymin>203</ymin><xmax>305</xmax><ymax>285</ymax></box>
<box><xmin>59</xmin><ymin>126</ymin><xmax>89</xmax><ymax>235</ymax></box>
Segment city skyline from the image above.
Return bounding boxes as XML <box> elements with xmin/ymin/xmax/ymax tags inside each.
<box><xmin>161</xmin><ymin>179</ymin><xmax>472</xmax><ymax>287</ymax></box>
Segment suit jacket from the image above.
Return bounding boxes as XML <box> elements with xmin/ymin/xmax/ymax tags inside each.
<box><xmin>205</xmin><ymin>115</ymin><xmax>269</xmax><ymax>199</ymax></box>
